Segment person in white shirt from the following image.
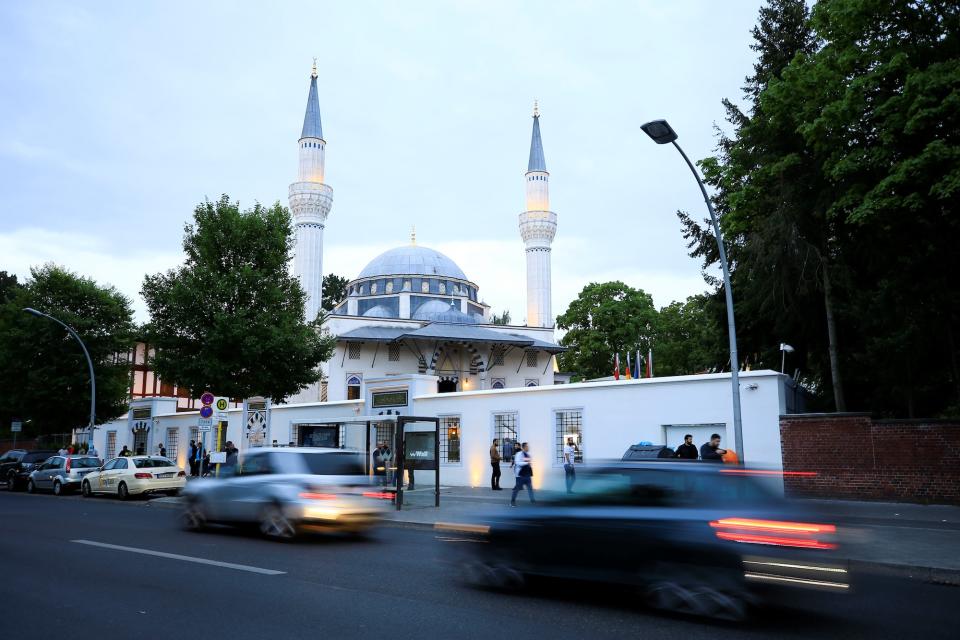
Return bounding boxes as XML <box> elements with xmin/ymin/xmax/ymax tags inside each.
<box><xmin>563</xmin><ymin>437</ymin><xmax>577</xmax><ymax>494</ymax></box>
<box><xmin>510</xmin><ymin>442</ymin><xmax>535</xmax><ymax>506</ymax></box>
<box><xmin>57</xmin><ymin>447</ymin><xmax>67</xmax><ymax>457</ymax></box>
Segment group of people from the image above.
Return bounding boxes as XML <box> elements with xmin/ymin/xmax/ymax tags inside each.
<box><xmin>673</xmin><ymin>433</ymin><xmax>736</xmax><ymax>463</ymax></box>
<box><xmin>186</xmin><ymin>440</ymin><xmax>239</xmax><ymax>477</ymax></box>
<box><xmin>372</xmin><ymin>442</ymin><xmax>415</xmax><ymax>489</ymax></box>
<box><xmin>489</xmin><ymin>437</ymin><xmax>579</xmax><ymax>507</ymax></box>
<box><xmin>57</xmin><ymin>443</ymin><xmax>99</xmax><ymax>457</ymax></box>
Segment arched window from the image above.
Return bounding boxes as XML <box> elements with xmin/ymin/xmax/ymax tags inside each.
<box><xmin>491</xmin><ymin>379</ymin><xmax>505</xmax><ymax>389</ymax></box>
<box><xmin>421</xmin><ymin>281</ymin><xmax>430</xmax><ymax>293</ymax></box>
<box><xmin>371</xmin><ymin>282</ymin><xmax>378</xmax><ymax>294</ymax></box>
<box><xmin>346</xmin><ymin>375</ymin><xmax>362</xmax><ymax>400</ymax></box>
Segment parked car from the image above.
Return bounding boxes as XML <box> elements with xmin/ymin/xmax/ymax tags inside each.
<box><xmin>81</xmin><ymin>456</ymin><xmax>186</xmax><ymax>499</ymax></box>
<box><xmin>450</xmin><ymin>462</ymin><xmax>848</xmax><ymax>621</ymax></box>
<box><xmin>27</xmin><ymin>455</ymin><xmax>102</xmax><ymax>495</ymax></box>
<box><xmin>1</xmin><ymin>450</ymin><xmax>58</xmax><ymax>491</ymax></box>
<box><xmin>181</xmin><ymin>447</ymin><xmax>389</xmax><ymax>540</ymax></box>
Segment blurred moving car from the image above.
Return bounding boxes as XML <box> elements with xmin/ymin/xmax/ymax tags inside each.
<box><xmin>451</xmin><ymin>462</ymin><xmax>848</xmax><ymax>621</ymax></box>
<box><xmin>1</xmin><ymin>450</ymin><xmax>57</xmax><ymax>491</ymax></box>
<box><xmin>181</xmin><ymin>447</ymin><xmax>389</xmax><ymax>540</ymax></box>
<box><xmin>27</xmin><ymin>454</ymin><xmax>101</xmax><ymax>495</ymax></box>
<box><xmin>82</xmin><ymin>456</ymin><xmax>186</xmax><ymax>499</ymax></box>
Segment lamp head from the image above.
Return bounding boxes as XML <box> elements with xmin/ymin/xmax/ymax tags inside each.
<box><xmin>780</xmin><ymin>343</ymin><xmax>795</xmax><ymax>353</ymax></box>
<box><xmin>640</xmin><ymin>119</ymin><xmax>678</xmax><ymax>144</ymax></box>
<box><xmin>23</xmin><ymin>307</ymin><xmax>43</xmax><ymax>318</ymax></box>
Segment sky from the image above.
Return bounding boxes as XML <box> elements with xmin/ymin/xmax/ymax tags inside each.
<box><xmin>0</xmin><ymin>0</ymin><xmax>766</xmax><ymax>323</ymax></box>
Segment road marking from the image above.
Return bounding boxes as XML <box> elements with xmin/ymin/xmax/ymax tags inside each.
<box><xmin>71</xmin><ymin>539</ymin><xmax>285</xmax><ymax>575</ymax></box>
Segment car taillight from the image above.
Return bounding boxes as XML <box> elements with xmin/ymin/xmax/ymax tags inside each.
<box><xmin>65</xmin><ymin>458</ymin><xmax>72</xmax><ymax>471</ymax></box>
<box><xmin>362</xmin><ymin>491</ymin><xmax>395</xmax><ymax>500</ymax></box>
<box><xmin>134</xmin><ymin>473</ymin><xmax>152</xmax><ymax>479</ymax></box>
<box><xmin>299</xmin><ymin>492</ymin><xmax>337</xmax><ymax>500</ymax></box>
<box><xmin>709</xmin><ymin>518</ymin><xmax>838</xmax><ymax>550</ymax></box>
<box><xmin>177</xmin><ymin>470</ymin><xmax>186</xmax><ymax>477</ymax></box>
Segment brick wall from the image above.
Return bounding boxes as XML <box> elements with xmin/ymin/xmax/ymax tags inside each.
<box><xmin>780</xmin><ymin>413</ymin><xmax>960</xmax><ymax>505</ymax></box>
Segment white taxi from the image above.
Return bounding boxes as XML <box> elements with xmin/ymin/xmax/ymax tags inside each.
<box><xmin>82</xmin><ymin>456</ymin><xmax>186</xmax><ymax>499</ymax></box>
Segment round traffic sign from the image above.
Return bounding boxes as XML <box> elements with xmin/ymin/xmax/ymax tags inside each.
<box><xmin>200</xmin><ymin>392</ymin><xmax>214</xmax><ymax>406</ymax></box>
<box><xmin>199</xmin><ymin>405</ymin><xmax>213</xmax><ymax>419</ymax></box>
<box><xmin>216</xmin><ymin>398</ymin><xmax>228</xmax><ymax>411</ymax></box>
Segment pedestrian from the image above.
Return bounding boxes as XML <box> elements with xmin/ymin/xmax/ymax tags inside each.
<box><xmin>58</xmin><ymin>446</ymin><xmax>67</xmax><ymax>456</ymax></box>
<box><xmin>700</xmin><ymin>433</ymin><xmax>727</xmax><ymax>463</ymax></box>
<box><xmin>373</xmin><ymin>442</ymin><xmax>391</xmax><ymax>486</ymax></box>
<box><xmin>224</xmin><ymin>441</ymin><xmax>239</xmax><ymax>472</ymax></box>
<box><xmin>489</xmin><ymin>438</ymin><xmax>502</xmax><ymax>490</ymax></box>
<box><xmin>563</xmin><ymin>437</ymin><xmax>577</xmax><ymax>494</ymax></box>
<box><xmin>158</xmin><ymin>443</ymin><xmax>166</xmax><ymax>458</ymax></box>
<box><xmin>87</xmin><ymin>443</ymin><xmax>98</xmax><ymax>458</ymax></box>
<box><xmin>67</xmin><ymin>444</ymin><xmax>75</xmax><ymax>455</ymax></box>
<box><xmin>510</xmin><ymin>442</ymin><xmax>535</xmax><ymax>506</ymax></box>
<box><xmin>188</xmin><ymin>440</ymin><xmax>198</xmax><ymax>476</ymax></box>
<box><xmin>674</xmin><ymin>434</ymin><xmax>699</xmax><ymax>460</ymax></box>
<box><xmin>119</xmin><ymin>445</ymin><xmax>131</xmax><ymax>457</ymax></box>
<box><xmin>196</xmin><ymin>442</ymin><xmax>206</xmax><ymax>475</ymax></box>
<box><xmin>509</xmin><ymin>442</ymin><xmax>522</xmax><ymax>471</ymax></box>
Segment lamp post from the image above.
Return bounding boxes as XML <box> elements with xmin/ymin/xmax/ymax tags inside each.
<box><xmin>640</xmin><ymin>119</ymin><xmax>744</xmax><ymax>461</ymax></box>
<box><xmin>780</xmin><ymin>343</ymin><xmax>795</xmax><ymax>374</ymax></box>
<box><xmin>23</xmin><ymin>308</ymin><xmax>96</xmax><ymax>447</ymax></box>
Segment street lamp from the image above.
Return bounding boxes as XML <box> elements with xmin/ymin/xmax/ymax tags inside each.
<box><xmin>780</xmin><ymin>343</ymin><xmax>795</xmax><ymax>374</ymax></box>
<box><xmin>23</xmin><ymin>308</ymin><xmax>96</xmax><ymax>447</ymax></box>
<box><xmin>640</xmin><ymin>119</ymin><xmax>744</xmax><ymax>461</ymax></box>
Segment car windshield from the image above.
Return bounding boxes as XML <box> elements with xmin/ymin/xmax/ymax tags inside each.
<box><xmin>71</xmin><ymin>458</ymin><xmax>101</xmax><ymax>468</ymax></box>
<box><xmin>296</xmin><ymin>452</ymin><xmax>365</xmax><ymax>476</ymax></box>
<box><xmin>23</xmin><ymin>452</ymin><xmax>54</xmax><ymax>463</ymax></box>
<box><xmin>133</xmin><ymin>458</ymin><xmax>176</xmax><ymax>468</ymax></box>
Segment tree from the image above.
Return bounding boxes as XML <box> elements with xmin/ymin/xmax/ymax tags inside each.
<box><xmin>0</xmin><ymin>265</ymin><xmax>135</xmax><ymax>435</ymax></box>
<box><xmin>491</xmin><ymin>310</ymin><xmax>512</xmax><ymax>325</ymax></box>
<box><xmin>653</xmin><ymin>295</ymin><xmax>727</xmax><ymax>377</ymax></box>
<box><xmin>141</xmin><ymin>196</ymin><xmax>336</xmax><ymax>403</ymax></box>
<box><xmin>321</xmin><ymin>273</ymin><xmax>349</xmax><ymax>312</ymax></box>
<box><xmin>556</xmin><ymin>282</ymin><xmax>658</xmax><ymax>380</ymax></box>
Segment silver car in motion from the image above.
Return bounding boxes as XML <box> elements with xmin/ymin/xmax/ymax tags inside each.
<box><xmin>180</xmin><ymin>447</ymin><xmax>390</xmax><ymax>540</ymax></box>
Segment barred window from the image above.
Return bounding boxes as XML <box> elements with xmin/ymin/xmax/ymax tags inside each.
<box><xmin>348</xmin><ymin>343</ymin><xmax>361</xmax><ymax>359</ymax></box>
<box><xmin>166</xmin><ymin>428</ymin><xmax>179</xmax><ymax>462</ymax></box>
<box><xmin>106</xmin><ymin>431</ymin><xmax>117</xmax><ymax>459</ymax></box>
<box><xmin>555</xmin><ymin>410</ymin><xmax>584</xmax><ymax>464</ymax></box>
<box><xmin>320</xmin><ymin>380</ymin><xmax>328</xmax><ymax>402</ymax></box>
<box><xmin>493</xmin><ymin>413</ymin><xmax>518</xmax><ymax>463</ymax></box>
<box><xmin>440</xmin><ymin>415</ymin><xmax>461</xmax><ymax>464</ymax></box>
<box><xmin>388</xmin><ymin>343</ymin><xmax>401</xmax><ymax>361</ymax></box>
<box><xmin>526</xmin><ymin>351</ymin><xmax>538</xmax><ymax>367</ymax></box>
<box><xmin>492</xmin><ymin>346</ymin><xmax>505</xmax><ymax>366</ymax></box>
<box><xmin>189</xmin><ymin>427</ymin><xmax>199</xmax><ymax>449</ymax></box>
<box><xmin>290</xmin><ymin>423</ymin><xmax>300</xmax><ymax>447</ymax></box>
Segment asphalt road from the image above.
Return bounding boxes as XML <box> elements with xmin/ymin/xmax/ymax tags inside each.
<box><xmin>0</xmin><ymin>490</ymin><xmax>956</xmax><ymax>640</ymax></box>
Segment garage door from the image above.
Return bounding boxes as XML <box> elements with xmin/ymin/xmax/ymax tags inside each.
<box><xmin>663</xmin><ymin>424</ymin><xmax>728</xmax><ymax>456</ymax></box>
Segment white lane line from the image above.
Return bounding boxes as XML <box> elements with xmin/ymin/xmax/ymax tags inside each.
<box><xmin>71</xmin><ymin>539</ymin><xmax>285</xmax><ymax>575</ymax></box>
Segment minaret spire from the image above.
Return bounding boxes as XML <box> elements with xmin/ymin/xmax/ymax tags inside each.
<box><xmin>527</xmin><ymin>104</ymin><xmax>546</xmax><ymax>173</ymax></box>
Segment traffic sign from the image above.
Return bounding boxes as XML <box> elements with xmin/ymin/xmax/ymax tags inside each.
<box><xmin>215</xmin><ymin>397</ymin><xmax>228</xmax><ymax>412</ymax></box>
<box><xmin>11</xmin><ymin>421</ymin><xmax>22</xmax><ymax>433</ymax></box>
<box><xmin>199</xmin><ymin>405</ymin><xmax>213</xmax><ymax>419</ymax></box>
<box><xmin>198</xmin><ymin>417</ymin><xmax>213</xmax><ymax>428</ymax></box>
<box><xmin>199</xmin><ymin>424</ymin><xmax>212</xmax><ymax>433</ymax></box>
<box><xmin>200</xmin><ymin>392</ymin><xmax>214</xmax><ymax>406</ymax></box>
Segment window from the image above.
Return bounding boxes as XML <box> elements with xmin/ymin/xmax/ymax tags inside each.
<box><xmin>102</xmin><ymin>459</ymin><xmax>118</xmax><ymax>471</ymax></box>
<box><xmin>403</xmin><ymin>280</ymin><xmax>411</xmax><ymax>291</ymax></box>
<box><xmin>526</xmin><ymin>351</ymin><xmax>538</xmax><ymax>367</ymax></box>
<box><xmin>106</xmin><ymin>431</ymin><xmax>117</xmax><ymax>459</ymax></box>
<box><xmin>371</xmin><ymin>282</ymin><xmax>378</xmax><ymax>294</ymax></box>
<box><xmin>440</xmin><ymin>416</ymin><xmax>461</xmax><ymax>464</ymax></box>
<box><xmin>491</xmin><ymin>378</ymin><xmax>505</xmax><ymax>389</ymax></box>
<box><xmin>240</xmin><ymin>453</ymin><xmax>272</xmax><ymax>476</ymax></box>
<box><xmin>438</xmin><ymin>282</ymin><xmax>446</xmax><ymax>294</ymax></box>
<box><xmin>347</xmin><ymin>374</ymin><xmax>362</xmax><ymax>400</ymax></box>
<box><xmin>491</xmin><ymin>347</ymin><xmax>505</xmax><ymax>366</ymax></box>
<box><xmin>189</xmin><ymin>427</ymin><xmax>199</xmax><ymax>449</ymax></box>
<box><xmin>385</xmin><ymin>280</ymin><xmax>393</xmax><ymax>293</ymax></box>
<box><xmin>133</xmin><ymin>458</ymin><xmax>176</xmax><ymax>468</ymax></box>
<box><xmin>555</xmin><ymin>410</ymin><xmax>584</xmax><ymax>464</ymax></box>
<box><xmin>524</xmin><ymin>379</ymin><xmax>539</xmax><ymax>387</ymax></box>
<box><xmin>388</xmin><ymin>343</ymin><xmax>401</xmax><ymax>362</ymax></box>
<box><xmin>348</xmin><ymin>343</ymin><xmax>361</xmax><ymax>360</ymax></box>
<box><xmin>115</xmin><ymin>459</ymin><xmax>129</xmax><ymax>470</ymax></box>
<box><xmin>493</xmin><ymin>413</ymin><xmax>518</xmax><ymax>463</ymax></box>
<box><xmin>320</xmin><ymin>380</ymin><xmax>328</xmax><ymax>402</ymax></box>
<box><xmin>166</xmin><ymin>428</ymin><xmax>179</xmax><ymax>463</ymax></box>
<box><xmin>421</xmin><ymin>281</ymin><xmax>430</xmax><ymax>293</ymax></box>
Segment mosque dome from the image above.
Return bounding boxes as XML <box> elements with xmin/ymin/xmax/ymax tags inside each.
<box><xmin>357</xmin><ymin>245</ymin><xmax>468</xmax><ymax>281</ymax></box>
<box><xmin>361</xmin><ymin>305</ymin><xmax>394</xmax><ymax>318</ymax></box>
<box><xmin>412</xmin><ymin>299</ymin><xmax>479</xmax><ymax>324</ymax></box>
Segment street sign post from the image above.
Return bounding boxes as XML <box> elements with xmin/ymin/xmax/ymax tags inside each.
<box><xmin>11</xmin><ymin>420</ymin><xmax>22</xmax><ymax>448</ymax></box>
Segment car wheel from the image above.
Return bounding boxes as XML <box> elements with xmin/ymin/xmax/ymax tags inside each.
<box><xmin>53</xmin><ymin>480</ymin><xmax>63</xmax><ymax>496</ymax></box>
<box><xmin>181</xmin><ymin>500</ymin><xmax>207</xmax><ymax>532</ymax></box>
<box><xmin>26</xmin><ymin>479</ymin><xmax>36</xmax><ymax>494</ymax></box>
<box><xmin>259</xmin><ymin>504</ymin><xmax>298</xmax><ymax>541</ymax></box>
<box><xmin>6</xmin><ymin>472</ymin><xmax>18</xmax><ymax>491</ymax></box>
<box><xmin>117</xmin><ymin>482</ymin><xmax>129</xmax><ymax>500</ymax></box>
<box><xmin>82</xmin><ymin>481</ymin><xmax>93</xmax><ymax>497</ymax></box>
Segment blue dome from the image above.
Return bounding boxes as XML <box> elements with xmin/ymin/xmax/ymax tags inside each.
<box><xmin>362</xmin><ymin>305</ymin><xmax>395</xmax><ymax>318</ymax></box>
<box><xmin>358</xmin><ymin>245</ymin><xmax>468</xmax><ymax>281</ymax></box>
<box><xmin>412</xmin><ymin>299</ymin><xmax>479</xmax><ymax>324</ymax></box>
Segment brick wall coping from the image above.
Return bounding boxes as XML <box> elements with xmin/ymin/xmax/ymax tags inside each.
<box><xmin>779</xmin><ymin>412</ymin><xmax>871</xmax><ymax>420</ymax></box>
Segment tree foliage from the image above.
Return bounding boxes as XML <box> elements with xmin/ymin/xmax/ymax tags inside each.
<box><xmin>491</xmin><ymin>309</ymin><xmax>512</xmax><ymax>325</ymax></box>
<box><xmin>141</xmin><ymin>196</ymin><xmax>336</xmax><ymax>403</ymax></box>
<box><xmin>321</xmin><ymin>273</ymin><xmax>349</xmax><ymax>312</ymax></box>
<box><xmin>0</xmin><ymin>265</ymin><xmax>135</xmax><ymax>435</ymax></box>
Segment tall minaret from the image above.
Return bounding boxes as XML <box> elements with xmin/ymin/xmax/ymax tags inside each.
<box><xmin>289</xmin><ymin>61</ymin><xmax>333</xmax><ymax>322</ymax></box>
<box><xmin>519</xmin><ymin>101</ymin><xmax>557</xmax><ymax>328</ymax></box>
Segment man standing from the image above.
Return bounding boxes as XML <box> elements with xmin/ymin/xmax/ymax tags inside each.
<box><xmin>373</xmin><ymin>442</ymin><xmax>391</xmax><ymax>486</ymax></box>
<box><xmin>224</xmin><ymin>441</ymin><xmax>239</xmax><ymax>472</ymax></box>
<box><xmin>674</xmin><ymin>434</ymin><xmax>699</xmax><ymax>460</ymax></box>
<box><xmin>119</xmin><ymin>445</ymin><xmax>131</xmax><ymax>457</ymax></box>
<box><xmin>490</xmin><ymin>438</ymin><xmax>502</xmax><ymax>490</ymax></box>
<box><xmin>700</xmin><ymin>433</ymin><xmax>727</xmax><ymax>463</ymax></box>
<box><xmin>563</xmin><ymin>437</ymin><xmax>577</xmax><ymax>494</ymax></box>
<box><xmin>188</xmin><ymin>440</ymin><xmax>198</xmax><ymax>477</ymax></box>
<box><xmin>510</xmin><ymin>442</ymin><xmax>535</xmax><ymax>507</ymax></box>
<box><xmin>158</xmin><ymin>443</ymin><xmax>167</xmax><ymax>458</ymax></box>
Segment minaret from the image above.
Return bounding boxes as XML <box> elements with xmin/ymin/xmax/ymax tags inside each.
<box><xmin>518</xmin><ymin>101</ymin><xmax>557</xmax><ymax>328</ymax></box>
<box><xmin>289</xmin><ymin>61</ymin><xmax>333</xmax><ymax>322</ymax></box>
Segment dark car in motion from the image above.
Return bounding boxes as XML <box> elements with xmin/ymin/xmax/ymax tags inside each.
<box><xmin>1</xmin><ymin>450</ymin><xmax>58</xmax><ymax>491</ymax></box>
<box><xmin>452</xmin><ymin>462</ymin><xmax>847</xmax><ymax>621</ymax></box>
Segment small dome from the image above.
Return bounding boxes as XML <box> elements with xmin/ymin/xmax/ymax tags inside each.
<box><xmin>362</xmin><ymin>305</ymin><xmax>395</xmax><ymax>318</ymax></box>
<box><xmin>412</xmin><ymin>299</ymin><xmax>479</xmax><ymax>324</ymax></box>
<box><xmin>358</xmin><ymin>245</ymin><xmax>467</xmax><ymax>281</ymax></box>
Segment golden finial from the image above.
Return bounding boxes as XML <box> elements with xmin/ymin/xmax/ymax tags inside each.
<box><xmin>410</xmin><ymin>225</ymin><xmax>416</xmax><ymax>245</ymax></box>
<box><xmin>311</xmin><ymin>58</ymin><xmax>318</xmax><ymax>78</ymax></box>
<box><xmin>533</xmin><ymin>99</ymin><xmax>539</xmax><ymax>117</ymax></box>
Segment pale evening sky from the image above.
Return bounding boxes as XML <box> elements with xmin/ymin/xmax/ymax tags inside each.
<box><xmin>0</xmin><ymin>0</ymin><xmax>766</xmax><ymax>323</ymax></box>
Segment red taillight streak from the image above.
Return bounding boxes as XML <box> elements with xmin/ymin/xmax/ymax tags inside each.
<box><xmin>715</xmin><ymin>531</ymin><xmax>836</xmax><ymax>549</ymax></box>
<box><xmin>299</xmin><ymin>492</ymin><xmax>337</xmax><ymax>500</ymax></box>
<box><xmin>134</xmin><ymin>473</ymin><xmax>152</xmax><ymax>479</ymax></box>
<box><xmin>710</xmin><ymin>518</ymin><xmax>836</xmax><ymax>534</ymax></box>
<box><xmin>362</xmin><ymin>491</ymin><xmax>395</xmax><ymax>500</ymax></box>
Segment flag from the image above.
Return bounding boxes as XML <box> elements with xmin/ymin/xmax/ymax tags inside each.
<box><xmin>647</xmin><ymin>348</ymin><xmax>653</xmax><ymax>378</ymax></box>
<box><xmin>613</xmin><ymin>353</ymin><xmax>620</xmax><ymax>380</ymax></box>
<box><xmin>634</xmin><ymin>350</ymin><xmax>642</xmax><ymax>379</ymax></box>
<box><xmin>624</xmin><ymin>352</ymin><xmax>633</xmax><ymax>379</ymax></box>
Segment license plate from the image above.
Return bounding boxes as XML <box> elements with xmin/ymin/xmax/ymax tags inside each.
<box><xmin>157</xmin><ymin>473</ymin><xmax>174</xmax><ymax>479</ymax></box>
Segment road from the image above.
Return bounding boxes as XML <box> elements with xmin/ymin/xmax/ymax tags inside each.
<box><xmin>0</xmin><ymin>490</ymin><xmax>955</xmax><ymax>639</ymax></box>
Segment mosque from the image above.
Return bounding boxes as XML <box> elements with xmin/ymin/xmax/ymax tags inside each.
<box><xmin>287</xmin><ymin>63</ymin><xmax>567</xmax><ymax>403</ymax></box>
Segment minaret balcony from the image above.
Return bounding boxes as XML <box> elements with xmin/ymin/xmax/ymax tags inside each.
<box><xmin>519</xmin><ymin>210</ymin><xmax>557</xmax><ymax>246</ymax></box>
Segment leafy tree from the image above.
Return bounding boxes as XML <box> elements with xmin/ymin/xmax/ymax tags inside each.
<box><xmin>321</xmin><ymin>273</ymin><xmax>349</xmax><ymax>312</ymax></box>
<box><xmin>142</xmin><ymin>196</ymin><xmax>336</xmax><ymax>403</ymax></box>
<box><xmin>653</xmin><ymin>295</ymin><xmax>727</xmax><ymax>377</ymax></box>
<box><xmin>0</xmin><ymin>265</ymin><xmax>135</xmax><ymax>435</ymax></box>
<box><xmin>491</xmin><ymin>309</ymin><xmax>512</xmax><ymax>325</ymax></box>
<box><xmin>0</xmin><ymin>271</ymin><xmax>21</xmax><ymax>304</ymax></box>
